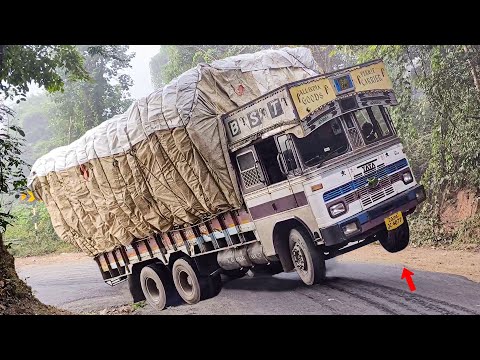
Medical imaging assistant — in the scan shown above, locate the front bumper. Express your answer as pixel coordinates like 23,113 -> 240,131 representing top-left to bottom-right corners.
320,185 -> 426,247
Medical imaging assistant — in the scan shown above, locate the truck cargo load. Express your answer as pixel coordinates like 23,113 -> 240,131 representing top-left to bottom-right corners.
28,47 -> 320,256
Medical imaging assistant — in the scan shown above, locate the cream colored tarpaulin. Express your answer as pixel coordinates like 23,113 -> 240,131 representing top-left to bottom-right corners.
28,47 -> 320,256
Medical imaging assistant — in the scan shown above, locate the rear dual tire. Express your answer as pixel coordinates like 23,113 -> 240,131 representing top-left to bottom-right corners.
137,257 -> 223,310
172,257 -> 222,305
140,264 -> 175,311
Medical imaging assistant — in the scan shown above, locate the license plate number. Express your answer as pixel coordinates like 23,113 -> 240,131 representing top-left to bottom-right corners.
385,211 -> 404,231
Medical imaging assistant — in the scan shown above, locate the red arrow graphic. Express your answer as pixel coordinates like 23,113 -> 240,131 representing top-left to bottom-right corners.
401,267 -> 416,292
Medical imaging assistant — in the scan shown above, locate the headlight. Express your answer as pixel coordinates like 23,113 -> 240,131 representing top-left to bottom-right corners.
402,171 -> 413,184
342,222 -> 359,235
329,202 -> 346,217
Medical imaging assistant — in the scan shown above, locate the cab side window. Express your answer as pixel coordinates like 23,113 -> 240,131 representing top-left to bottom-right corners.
236,150 -> 265,190
354,105 -> 392,144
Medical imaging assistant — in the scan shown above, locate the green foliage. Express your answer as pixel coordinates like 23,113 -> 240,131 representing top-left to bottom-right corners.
300,45 -> 356,72
0,106 -> 28,232
1,46 -> 134,256
3,203 -> 77,257
338,45 -> 480,247
339,45 -> 480,198
0,45 -> 88,234
132,301 -> 147,310
0,45 -> 89,102
45,45 -> 134,149
10,93 -> 54,166
409,208 -> 480,249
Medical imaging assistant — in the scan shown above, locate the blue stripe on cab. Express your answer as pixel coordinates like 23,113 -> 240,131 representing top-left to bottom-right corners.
323,158 -> 409,202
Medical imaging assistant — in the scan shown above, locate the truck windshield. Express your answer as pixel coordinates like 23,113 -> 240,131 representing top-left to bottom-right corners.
293,118 -> 349,167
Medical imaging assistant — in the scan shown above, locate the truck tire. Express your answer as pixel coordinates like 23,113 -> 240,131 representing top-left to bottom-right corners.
172,257 -> 204,305
289,227 -> 326,285
140,264 -> 174,311
379,220 -> 410,253
128,268 -> 146,303
205,274 -> 222,299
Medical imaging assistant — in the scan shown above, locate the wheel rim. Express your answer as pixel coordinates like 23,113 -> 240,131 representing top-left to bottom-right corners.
145,277 -> 161,303
292,242 -> 308,274
178,269 -> 194,297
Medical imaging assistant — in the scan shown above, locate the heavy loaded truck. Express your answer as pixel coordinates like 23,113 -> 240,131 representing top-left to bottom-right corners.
28,48 -> 425,310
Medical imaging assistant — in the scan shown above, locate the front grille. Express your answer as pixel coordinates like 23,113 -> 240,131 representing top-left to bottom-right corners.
323,158 -> 409,202
358,174 -> 394,207
344,192 -> 358,203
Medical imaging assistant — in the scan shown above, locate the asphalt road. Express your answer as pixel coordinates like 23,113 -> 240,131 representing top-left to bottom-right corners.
16,257 -> 480,315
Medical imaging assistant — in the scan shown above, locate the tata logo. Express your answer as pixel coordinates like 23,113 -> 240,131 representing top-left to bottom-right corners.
361,162 -> 376,172
367,177 -> 379,188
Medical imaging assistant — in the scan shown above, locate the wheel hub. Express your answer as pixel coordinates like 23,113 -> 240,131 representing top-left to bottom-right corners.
145,277 -> 160,303
179,269 -> 194,295
292,243 -> 307,273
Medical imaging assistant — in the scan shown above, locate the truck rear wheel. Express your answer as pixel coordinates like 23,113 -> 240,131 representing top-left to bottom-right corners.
379,220 -> 410,253
289,227 -> 326,285
206,274 -> 223,298
172,258 -> 204,305
128,266 -> 146,303
140,264 -> 174,311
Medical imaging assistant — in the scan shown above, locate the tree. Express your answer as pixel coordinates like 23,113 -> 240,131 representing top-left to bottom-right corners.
302,45 -> 355,73
10,93 -> 55,167
150,45 -> 270,87
47,45 -> 134,148
0,45 -> 90,314
338,45 -> 480,245
0,45 -> 89,102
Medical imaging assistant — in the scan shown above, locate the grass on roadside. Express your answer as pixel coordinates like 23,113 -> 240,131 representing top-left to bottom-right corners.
4,202 -> 79,257
5,237 -> 78,258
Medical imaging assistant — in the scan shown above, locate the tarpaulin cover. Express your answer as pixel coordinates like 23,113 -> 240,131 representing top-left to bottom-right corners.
28,47 -> 319,256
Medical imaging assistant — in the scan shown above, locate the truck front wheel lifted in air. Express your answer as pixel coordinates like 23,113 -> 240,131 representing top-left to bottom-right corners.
289,227 -> 326,285
379,220 -> 410,253
140,264 -> 174,311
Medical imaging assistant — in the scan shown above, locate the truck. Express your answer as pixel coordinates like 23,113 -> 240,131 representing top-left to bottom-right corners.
28,48 -> 425,310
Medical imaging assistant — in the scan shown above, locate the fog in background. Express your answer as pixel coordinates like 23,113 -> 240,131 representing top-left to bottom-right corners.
127,45 -> 159,99
5,45 -> 160,106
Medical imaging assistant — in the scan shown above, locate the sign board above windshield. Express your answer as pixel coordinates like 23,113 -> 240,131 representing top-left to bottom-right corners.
222,87 -> 297,150
288,60 -> 394,120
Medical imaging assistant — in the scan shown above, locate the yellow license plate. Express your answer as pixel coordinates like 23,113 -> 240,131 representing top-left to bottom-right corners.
385,211 -> 404,231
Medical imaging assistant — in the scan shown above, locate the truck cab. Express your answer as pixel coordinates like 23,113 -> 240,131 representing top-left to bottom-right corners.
224,59 -> 425,285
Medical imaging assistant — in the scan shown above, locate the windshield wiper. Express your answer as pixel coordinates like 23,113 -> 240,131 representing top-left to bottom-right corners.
315,147 -> 345,168
304,155 -> 322,166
